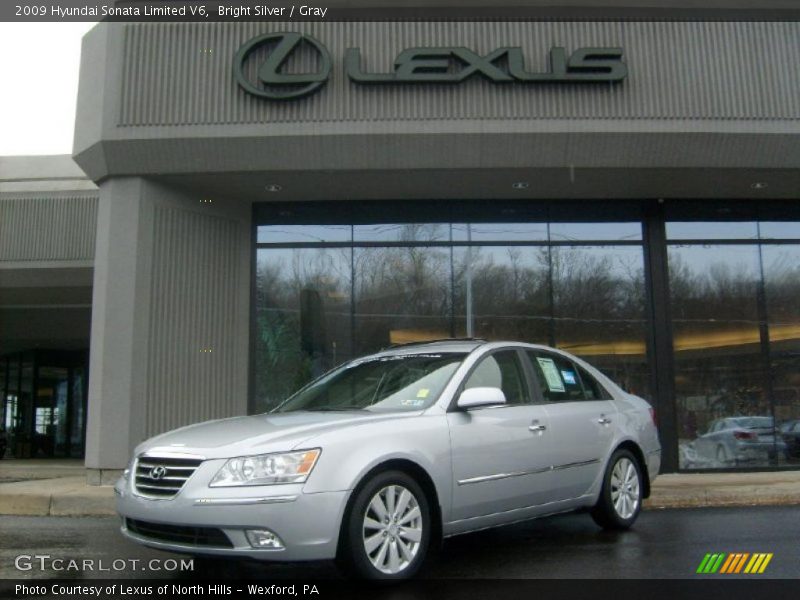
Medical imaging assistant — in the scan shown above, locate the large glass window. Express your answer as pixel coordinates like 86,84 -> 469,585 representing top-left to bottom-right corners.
254,248 -> 353,412
669,221 -> 800,470
551,245 -> 648,398
762,245 -> 800,466
255,214 -> 650,412
453,246 -> 550,344
354,245 -> 453,354
669,244 -> 766,469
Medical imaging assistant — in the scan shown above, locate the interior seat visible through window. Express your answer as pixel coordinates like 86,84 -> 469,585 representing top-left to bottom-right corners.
464,351 -> 528,405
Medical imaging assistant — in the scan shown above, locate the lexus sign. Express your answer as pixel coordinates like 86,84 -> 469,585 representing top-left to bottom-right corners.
234,32 -> 628,100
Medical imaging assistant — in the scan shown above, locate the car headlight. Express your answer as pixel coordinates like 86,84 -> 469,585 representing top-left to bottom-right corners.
209,449 -> 321,487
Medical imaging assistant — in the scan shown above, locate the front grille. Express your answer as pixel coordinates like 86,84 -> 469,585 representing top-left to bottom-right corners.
134,455 -> 203,498
126,518 -> 233,548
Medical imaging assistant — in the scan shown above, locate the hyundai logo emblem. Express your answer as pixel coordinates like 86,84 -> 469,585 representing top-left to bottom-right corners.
233,32 -> 332,100
150,465 -> 168,480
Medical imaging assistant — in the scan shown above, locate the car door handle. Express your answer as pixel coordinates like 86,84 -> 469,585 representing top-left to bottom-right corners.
529,423 -> 547,432
597,417 -> 612,425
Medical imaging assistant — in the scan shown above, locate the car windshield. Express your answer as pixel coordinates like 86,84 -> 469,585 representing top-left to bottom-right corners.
273,352 -> 467,413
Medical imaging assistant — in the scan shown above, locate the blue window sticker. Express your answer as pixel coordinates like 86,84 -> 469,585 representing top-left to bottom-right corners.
561,370 -> 577,385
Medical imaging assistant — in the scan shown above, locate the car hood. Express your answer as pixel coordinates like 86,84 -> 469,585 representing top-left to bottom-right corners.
137,411 -> 416,459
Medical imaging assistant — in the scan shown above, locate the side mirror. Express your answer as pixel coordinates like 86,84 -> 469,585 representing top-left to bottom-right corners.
457,387 -> 506,410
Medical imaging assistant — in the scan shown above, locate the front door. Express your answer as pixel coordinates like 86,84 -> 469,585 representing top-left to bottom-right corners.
448,349 -> 554,521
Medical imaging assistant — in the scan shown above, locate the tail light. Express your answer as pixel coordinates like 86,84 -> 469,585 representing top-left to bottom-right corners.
733,430 -> 757,440
649,407 -> 657,428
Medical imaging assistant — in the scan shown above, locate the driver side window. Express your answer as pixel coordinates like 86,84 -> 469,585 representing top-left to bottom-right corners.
464,351 -> 529,406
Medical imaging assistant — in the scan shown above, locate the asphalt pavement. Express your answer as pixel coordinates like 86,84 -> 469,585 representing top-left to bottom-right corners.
1,506 -> 798,579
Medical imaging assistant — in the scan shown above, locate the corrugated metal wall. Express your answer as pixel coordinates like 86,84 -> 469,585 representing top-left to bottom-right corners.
118,21 -> 800,127
143,204 -> 244,437
0,195 -> 98,261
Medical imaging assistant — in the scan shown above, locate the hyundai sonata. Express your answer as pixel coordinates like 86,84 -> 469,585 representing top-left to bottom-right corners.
116,340 -> 660,579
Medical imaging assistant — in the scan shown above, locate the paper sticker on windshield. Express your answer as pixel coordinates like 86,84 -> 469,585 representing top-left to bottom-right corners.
536,357 -> 565,392
401,398 -> 425,406
416,388 -> 430,398
561,370 -> 577,385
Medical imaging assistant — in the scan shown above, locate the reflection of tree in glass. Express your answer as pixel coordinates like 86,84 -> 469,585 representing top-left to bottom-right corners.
453,246 -> 550,341
354,235 -> 451,351
255,248 -> 352,411
551,247 -> 645,326
669,253 -> 759,323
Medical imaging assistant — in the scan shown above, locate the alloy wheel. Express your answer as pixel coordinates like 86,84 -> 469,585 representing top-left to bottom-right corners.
610,457 -> 640,520
362,484 -> 423,575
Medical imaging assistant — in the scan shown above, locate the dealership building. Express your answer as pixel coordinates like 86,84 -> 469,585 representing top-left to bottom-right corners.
1,9 -> 800,482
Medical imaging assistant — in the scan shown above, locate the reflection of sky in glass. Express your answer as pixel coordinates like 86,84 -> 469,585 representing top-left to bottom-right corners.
256,247 -> 353,296
668,244 -> 760,284
549,222 -> 642,241
257,225 -> 351,243
758,222 -> 800,239
353,224 -> 449,242
451,223 -> 548,242
666,222 -> 758,240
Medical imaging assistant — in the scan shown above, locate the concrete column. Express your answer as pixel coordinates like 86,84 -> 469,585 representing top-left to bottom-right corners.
84,178 -> 152,484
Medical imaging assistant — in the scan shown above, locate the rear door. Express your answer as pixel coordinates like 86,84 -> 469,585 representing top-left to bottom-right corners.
447,349 -> 554,521
524,350 -> 617,501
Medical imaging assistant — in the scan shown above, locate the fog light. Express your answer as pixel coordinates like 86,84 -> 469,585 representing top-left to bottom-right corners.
245,529 -> 284,549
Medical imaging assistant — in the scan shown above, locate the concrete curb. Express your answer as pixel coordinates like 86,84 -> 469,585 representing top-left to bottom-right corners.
645,472 -> 800,509
1,472 -> 799,517
0,477 -> 116,517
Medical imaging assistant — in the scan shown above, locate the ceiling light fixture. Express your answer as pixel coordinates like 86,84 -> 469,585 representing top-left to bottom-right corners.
265,184 -> 283,192
511,182 -> 530,190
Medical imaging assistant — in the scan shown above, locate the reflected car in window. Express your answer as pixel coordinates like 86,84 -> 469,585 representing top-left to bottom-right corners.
693,416 -> 788,466
778,420 -> 800,460
115,340 -> 660,580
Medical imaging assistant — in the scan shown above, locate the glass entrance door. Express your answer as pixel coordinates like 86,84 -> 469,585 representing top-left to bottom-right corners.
0,350 -> 87,459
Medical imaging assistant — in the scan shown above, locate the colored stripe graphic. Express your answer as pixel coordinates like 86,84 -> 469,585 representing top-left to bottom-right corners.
700,553 -> 726,573
719,554 -> 736,573
696,554 -> 713,574
698,553 -> 773,574
733,553 -> 750,573
758,554 -> 773,573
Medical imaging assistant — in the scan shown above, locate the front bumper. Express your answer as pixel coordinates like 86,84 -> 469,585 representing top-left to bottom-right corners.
115,463 -> 349,561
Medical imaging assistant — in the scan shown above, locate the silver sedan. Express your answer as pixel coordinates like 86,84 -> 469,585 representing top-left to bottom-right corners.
116,340 -> 660,580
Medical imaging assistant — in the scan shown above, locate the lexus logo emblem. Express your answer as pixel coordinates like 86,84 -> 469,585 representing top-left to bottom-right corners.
233,32 -> 332,100
150,466 -> 168,480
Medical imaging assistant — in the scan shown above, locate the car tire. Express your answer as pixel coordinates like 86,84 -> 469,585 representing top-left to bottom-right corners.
591,448 -> 643,530
336,470 -> 431,581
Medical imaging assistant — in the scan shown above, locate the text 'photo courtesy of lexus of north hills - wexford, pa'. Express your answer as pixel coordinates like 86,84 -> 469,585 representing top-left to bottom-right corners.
117,340 -> 660,580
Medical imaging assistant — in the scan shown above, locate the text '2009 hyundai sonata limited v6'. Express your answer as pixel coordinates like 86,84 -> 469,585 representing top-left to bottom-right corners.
116,340 -> 660,580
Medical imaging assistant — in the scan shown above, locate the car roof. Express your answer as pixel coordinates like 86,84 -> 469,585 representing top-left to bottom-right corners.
370,338 -> 488,356
367,339 -> 573,358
